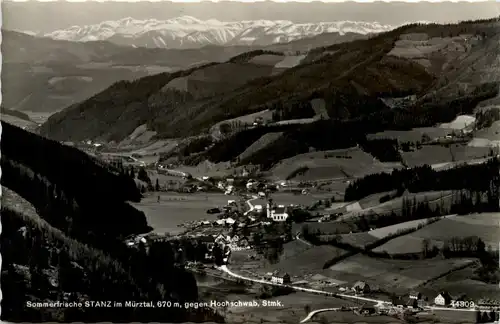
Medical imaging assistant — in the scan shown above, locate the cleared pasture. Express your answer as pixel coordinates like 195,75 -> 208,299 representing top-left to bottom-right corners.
264,245 -> 350,277
450,212 -> 500,226
131,192 -> 239,235
439,115 -> 476,130
402,145 -> 453,167
357,191 -> 396,209
367,127 -> 453,142
326,254 -> 475,292
338,216 -> 444,248
247,54 -> 285,66
340,190 -> 453,219
274,55 -> 306,68
419,265 -> 500,301
472,120 -> 500,142
452,145 -> 491,161
271,147 -> 401,181
339,232 -> 378,248
280,240 -> 313,260
368,218 -> 437,239
238,132 -> 284,161
373,214 -> 500,254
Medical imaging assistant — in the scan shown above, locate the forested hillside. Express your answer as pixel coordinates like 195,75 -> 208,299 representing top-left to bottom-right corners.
41,18 -> 500,145
0,122 -> 223,322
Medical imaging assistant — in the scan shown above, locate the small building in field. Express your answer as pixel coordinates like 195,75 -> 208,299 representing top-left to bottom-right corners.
434,292 -> 452,306
271,272 -> 291,285
352,281 -> 370,294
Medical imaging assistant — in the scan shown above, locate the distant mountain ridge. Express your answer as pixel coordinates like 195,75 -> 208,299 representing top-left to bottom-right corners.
40,16 -> 396,49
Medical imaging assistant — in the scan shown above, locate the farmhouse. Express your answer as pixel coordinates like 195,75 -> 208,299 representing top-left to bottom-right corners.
271,272 -> 291,284
352,281 -> 370,294
409,291 -> 422,300
434,292 -> 452,306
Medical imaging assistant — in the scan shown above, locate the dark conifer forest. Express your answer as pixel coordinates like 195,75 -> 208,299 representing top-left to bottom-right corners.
0,121 -> 224,323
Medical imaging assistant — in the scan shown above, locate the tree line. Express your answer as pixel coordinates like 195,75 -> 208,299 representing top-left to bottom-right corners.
201,81 -> 499,170
344,157 -> 500,202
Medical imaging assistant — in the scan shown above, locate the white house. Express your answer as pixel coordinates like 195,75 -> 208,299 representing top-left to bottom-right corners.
225,217 -> 236,225
214,219 -> 226,226
434,292 -> 452,306
271,272 -> 291,284
267,203 -> 289,222
225,186 -> 234,195
214,234 -> 228,245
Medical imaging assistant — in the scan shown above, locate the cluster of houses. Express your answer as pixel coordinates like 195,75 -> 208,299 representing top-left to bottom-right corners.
345,281 -> 480,310
197,233 -> 252,263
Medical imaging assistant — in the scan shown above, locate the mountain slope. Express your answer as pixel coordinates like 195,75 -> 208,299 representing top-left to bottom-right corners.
40,19 -> 500,146
2,29 -> 368,113
0,121 -> 222,322
42,16 -> 396,49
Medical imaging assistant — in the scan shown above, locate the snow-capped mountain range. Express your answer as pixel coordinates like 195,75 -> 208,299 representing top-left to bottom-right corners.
41,16 -> 397,49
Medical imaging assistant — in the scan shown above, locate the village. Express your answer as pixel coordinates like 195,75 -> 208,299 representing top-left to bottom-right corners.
119,172 -> 499,323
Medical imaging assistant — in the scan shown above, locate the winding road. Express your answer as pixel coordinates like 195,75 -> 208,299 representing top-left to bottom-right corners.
244,195 -> 259,216
218,265 -> 390,305
295,233 -> 313,246
299,308 -> 341,323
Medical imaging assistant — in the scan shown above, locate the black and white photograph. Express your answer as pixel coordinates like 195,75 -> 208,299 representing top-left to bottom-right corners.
1,0 -> 500,322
